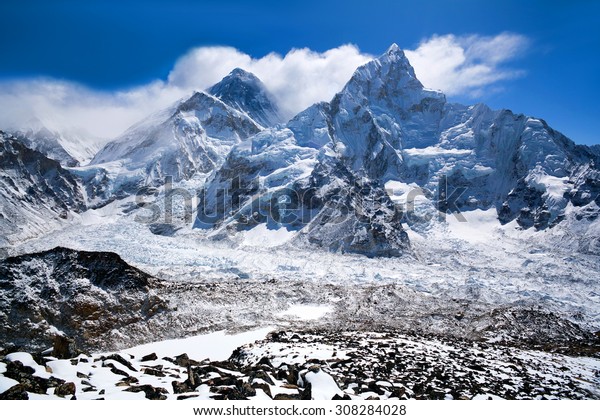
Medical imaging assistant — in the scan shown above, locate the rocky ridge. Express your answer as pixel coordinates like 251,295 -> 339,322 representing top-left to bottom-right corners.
0,247 -> 166,351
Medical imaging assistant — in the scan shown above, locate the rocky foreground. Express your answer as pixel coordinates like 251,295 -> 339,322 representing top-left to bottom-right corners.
1,330 -> 599,400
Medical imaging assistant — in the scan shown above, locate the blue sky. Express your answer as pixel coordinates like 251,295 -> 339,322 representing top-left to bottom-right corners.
0,0 -> 598,144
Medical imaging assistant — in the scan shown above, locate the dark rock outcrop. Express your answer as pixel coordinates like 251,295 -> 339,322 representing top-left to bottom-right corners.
0,247 -> 167,352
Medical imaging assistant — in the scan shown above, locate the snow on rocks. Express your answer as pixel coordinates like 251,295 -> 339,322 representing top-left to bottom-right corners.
2,329 -> 598,400
233,330 -> 600,400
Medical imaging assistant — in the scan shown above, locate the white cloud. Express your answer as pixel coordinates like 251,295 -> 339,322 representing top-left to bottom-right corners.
0,79 -> 187,139
405,32 -> 529,96
167,44 -> 373,118
0,33 -> 528,140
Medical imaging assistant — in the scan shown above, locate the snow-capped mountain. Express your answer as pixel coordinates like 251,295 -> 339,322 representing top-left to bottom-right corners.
90,70 -> 280,186
9,118 -> 105,167
0,70 -> 282,246
208,68 -> 282,128
90,92 -> 260,185
195,44 -> 600,256
12,126 -> 78,168
1,45 -> 598,256
0,131 -> 85,247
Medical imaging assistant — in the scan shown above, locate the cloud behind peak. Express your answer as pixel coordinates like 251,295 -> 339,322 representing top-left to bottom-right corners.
0,33 -> 529,140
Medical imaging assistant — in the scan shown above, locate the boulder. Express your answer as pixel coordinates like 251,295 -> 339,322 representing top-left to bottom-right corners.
0,384 -> 28,400
54,382 -> 76,397
141,353 -> 158,362
124,384 -> 168,400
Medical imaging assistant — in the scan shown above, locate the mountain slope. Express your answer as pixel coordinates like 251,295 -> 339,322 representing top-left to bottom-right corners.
90,91 -> 261,185
9,118 -> 106,167
12,127 -> 79,168
0,131 -> 85,246
90,70 -> 279,188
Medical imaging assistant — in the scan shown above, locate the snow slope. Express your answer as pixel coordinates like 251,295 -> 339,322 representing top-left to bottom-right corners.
10,119 -> 106,167
90,91 -> 261,185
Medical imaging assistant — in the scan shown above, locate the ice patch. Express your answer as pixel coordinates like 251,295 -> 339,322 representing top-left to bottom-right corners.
384,180 -> 420,202
242,224 -> 297,247
403,146 -> 472,165
526,168 -> 568,194
121,327 -> 273,362
446,208 -> 499,243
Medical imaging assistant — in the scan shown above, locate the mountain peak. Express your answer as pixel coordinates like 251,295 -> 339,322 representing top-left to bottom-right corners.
228,67 -> 258,81
339,44 -> 444,112
208,68 -> 281,127
385,42 -> 401,55
345,44 -> 420,88
380,43 -> 417,79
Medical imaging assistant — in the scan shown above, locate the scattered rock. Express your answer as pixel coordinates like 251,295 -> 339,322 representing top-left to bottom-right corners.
252,382 -> 272,398
124,385 -> 168,400
249,370 -> 274,386
141,353 -> 158,362
52,335 -> 78,359
273,393 -> 301,400
287,366 -> 299,385
3,360 -> 65,394
389,387 -> 406,399
257,357 -> 272,367
211,387 -> 247,400
54,382 -> 76,397
103,362 -> 130,378
2,327 -> 598,401
172,380 -> 193,394
143,367 -> 165,377
106,354 -> 137,372
115,376 -> 139,387
300,382 -> 312,400
174,353 -> 196,367
241,382 -> 256,397
177,394 -> 198,400
0,384 -> 28,400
